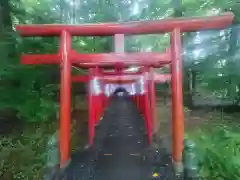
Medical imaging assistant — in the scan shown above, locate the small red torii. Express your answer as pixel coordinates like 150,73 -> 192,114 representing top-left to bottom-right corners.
71,73 -> 171,83
16,12 -> 234,172
72,70 -> 171,137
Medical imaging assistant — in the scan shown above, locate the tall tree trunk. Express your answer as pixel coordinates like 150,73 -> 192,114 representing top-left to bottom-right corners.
184,68 -> 193,107
60,0 -> 64,23
0,0 -> 12,30
173,0 -> 182,17
186,68 -> 196,108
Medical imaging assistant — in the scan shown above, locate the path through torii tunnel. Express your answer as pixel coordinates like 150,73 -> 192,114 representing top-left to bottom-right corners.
16,12 -> 233,179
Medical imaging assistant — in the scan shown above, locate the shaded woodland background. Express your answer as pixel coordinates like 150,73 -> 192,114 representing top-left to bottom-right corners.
1,0 -> 240,179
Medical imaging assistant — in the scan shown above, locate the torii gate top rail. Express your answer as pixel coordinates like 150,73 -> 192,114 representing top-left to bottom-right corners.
17,13 -> 234,68
17,12 -> 233,36
21,52 -> 171,67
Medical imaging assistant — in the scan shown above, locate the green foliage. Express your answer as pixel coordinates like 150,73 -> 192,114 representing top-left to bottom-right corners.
0,122 -> 57,179
188,126 -> 240,179
0,115 -> 80,180
1,0 -> 239,124
15,84 -> 59,122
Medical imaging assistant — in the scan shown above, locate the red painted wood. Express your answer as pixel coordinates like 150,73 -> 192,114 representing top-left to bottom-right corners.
21,51 -> 170,67
95,68 -> 102,125
139,95 -> 144,114
59,30 -> 72,166
171,28 -> 184,163
71,52 -> 170,67
99,91 -> 105,119
16,13 -> 233,36
72,74 -> 171,83
72,75 -> 89,83
88,68 -> 95,146
149,68 -> 157,135
99,70 -> 143,75
21,54 -> 60,64
143,69 -> 152,144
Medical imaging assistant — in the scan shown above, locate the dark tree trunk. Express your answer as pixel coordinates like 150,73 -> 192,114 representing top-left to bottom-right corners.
60,0 -> 64,23
0,0 -> 15,57
0,0 -> 12,30
183,68 -> 196,108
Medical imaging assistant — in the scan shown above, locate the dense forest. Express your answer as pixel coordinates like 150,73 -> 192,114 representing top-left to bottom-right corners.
1,0 -> 240,179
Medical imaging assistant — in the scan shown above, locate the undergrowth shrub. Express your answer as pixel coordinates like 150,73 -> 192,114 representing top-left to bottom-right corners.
0,119 -> 79,180
16,84 -> 59,122
188,126 -> 240,180
0,122 -> 56,179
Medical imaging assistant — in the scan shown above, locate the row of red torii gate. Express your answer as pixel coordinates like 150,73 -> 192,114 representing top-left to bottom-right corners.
15,12 -> 234,170
72,62 -> 171,144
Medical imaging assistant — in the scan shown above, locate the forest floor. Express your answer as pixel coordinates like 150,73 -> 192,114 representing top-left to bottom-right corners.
0,96 -> 240,179
156,97 -> 240,151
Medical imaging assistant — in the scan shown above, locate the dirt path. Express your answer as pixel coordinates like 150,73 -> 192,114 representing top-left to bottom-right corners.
71,96 -> 240,153
154,98 -> 223,152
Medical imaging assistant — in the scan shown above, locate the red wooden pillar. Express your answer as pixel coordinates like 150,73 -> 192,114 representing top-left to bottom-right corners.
149,68 -> 157,134
59,30 -> 72,166
139,94 -> 144,114
95,97 -> 100,125
136,94 -> 140,111
88,68 -> 95,145
133,82 -> 137,105
94,68 -> 102,125
171,28 -> 184,171
138,95 -> 141,111
136,95 -> 138,108
92,77 -> 97,126
133,94 -> 136,105
99,78 -> 104,120
146,69 -> 153,134
143,70 -> 152,144
139,75 -> 144,114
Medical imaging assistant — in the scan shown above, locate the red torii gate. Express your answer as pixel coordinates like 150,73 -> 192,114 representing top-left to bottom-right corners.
16,12 -> 233,171
71,72 -> 171,83
72,71 -> 171,143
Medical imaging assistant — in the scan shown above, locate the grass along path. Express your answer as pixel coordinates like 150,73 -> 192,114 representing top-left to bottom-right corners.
155,99 -> 240,180
0,96 -> 89,180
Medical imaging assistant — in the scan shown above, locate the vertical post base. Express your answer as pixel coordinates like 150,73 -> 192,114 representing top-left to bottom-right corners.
44,159 -> 71,180
57,159 -> 71,180
172,160 -> 183,175
60,158 -> 71,169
